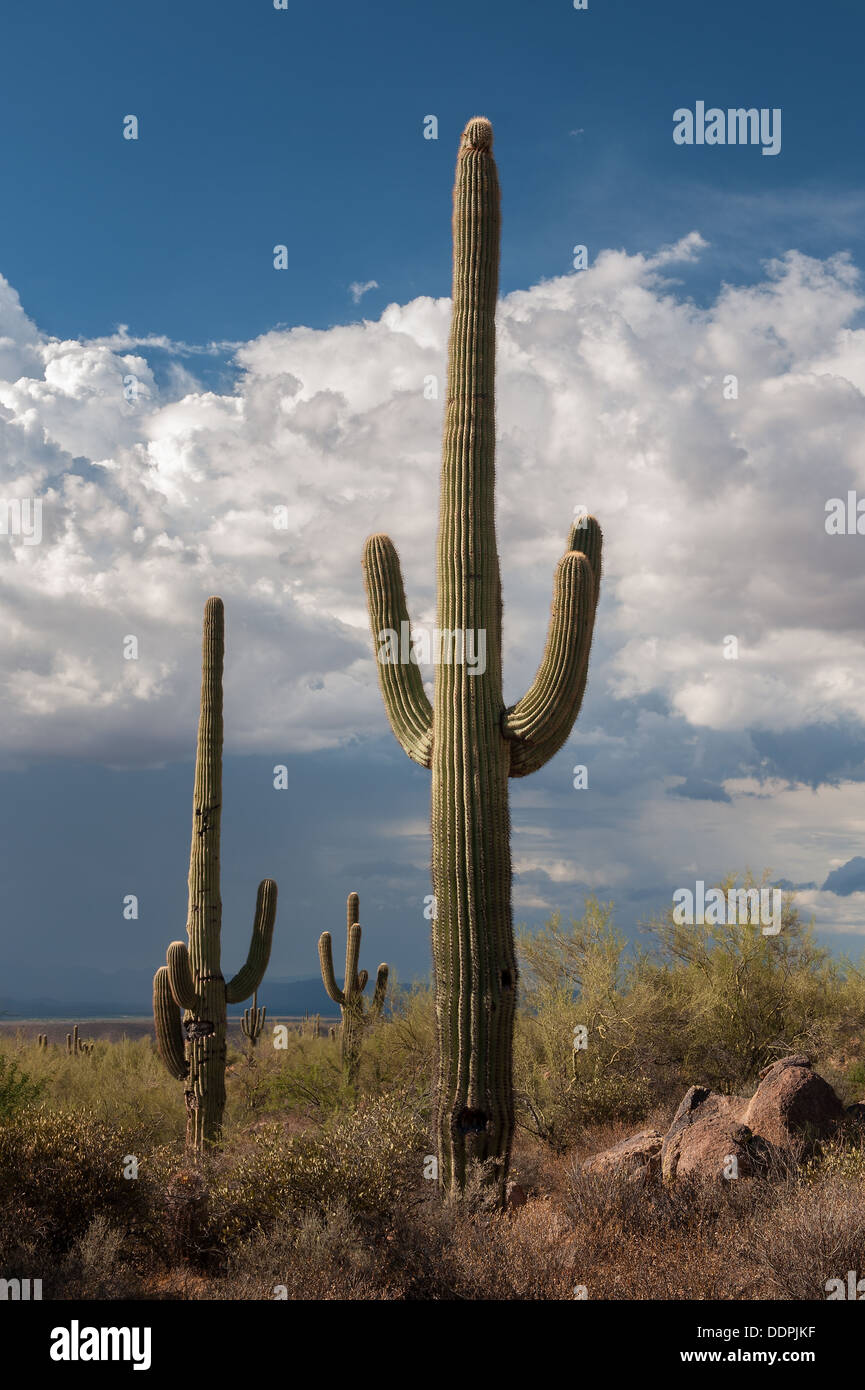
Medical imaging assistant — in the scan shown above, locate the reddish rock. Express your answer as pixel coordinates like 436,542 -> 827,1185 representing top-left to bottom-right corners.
581,1128 -> 665,1181
744,1056 -> 843,1149
661,1086 -> 770,1181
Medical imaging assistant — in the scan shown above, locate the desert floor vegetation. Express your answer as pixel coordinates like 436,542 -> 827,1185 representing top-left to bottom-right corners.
3,891 -> 864,1301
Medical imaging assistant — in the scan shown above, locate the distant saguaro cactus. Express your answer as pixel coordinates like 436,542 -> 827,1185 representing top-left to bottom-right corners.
241,990 -> 267,1048
318,892 -> 388,1083
65,1026 -> 93,1056
362,118 -> 602,1200
152,598 -> 278,1148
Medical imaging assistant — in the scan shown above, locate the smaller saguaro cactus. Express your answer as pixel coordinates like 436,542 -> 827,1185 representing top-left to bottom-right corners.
66,1025 -> 93,1057
241,990 -> 267,1048
37,1033 -> 48,1050
318,892 -> 388,1083
152,598 -> 278,1149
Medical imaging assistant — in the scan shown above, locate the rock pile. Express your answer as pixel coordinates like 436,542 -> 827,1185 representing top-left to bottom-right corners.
582,1055 -> 853,1183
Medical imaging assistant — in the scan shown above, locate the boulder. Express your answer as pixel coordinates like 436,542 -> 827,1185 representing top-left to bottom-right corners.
660,1086 -> 770,1181
744,1055 -> 843,1149
581,1128 -> 665,1181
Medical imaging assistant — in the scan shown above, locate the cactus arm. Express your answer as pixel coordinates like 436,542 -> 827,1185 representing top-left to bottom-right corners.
153,967 -> 188,1080
318,932 -> 346,1006
225,879 -> 278,1003
362,534 -> 434,768
345,895 -> 361,985
503,521 -> 602,777
357,968 -> 369,994
166,941 -> 197,1009
566,514 -> 603,606
370,964 -> 389,1017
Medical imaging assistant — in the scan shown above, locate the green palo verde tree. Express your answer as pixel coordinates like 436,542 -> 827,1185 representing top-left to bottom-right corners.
318,892 -> 388,1084
362,118 -> 602,1200
152,597 -> 278,1149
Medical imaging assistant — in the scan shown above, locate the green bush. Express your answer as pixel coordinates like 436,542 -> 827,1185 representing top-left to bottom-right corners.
514,878 -> 865,1147
0,1054 -> 45,1119
206,1092 -> 427,1248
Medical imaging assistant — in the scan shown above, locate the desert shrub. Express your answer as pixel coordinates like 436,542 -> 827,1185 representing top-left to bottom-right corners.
0,1107 -> 147,1259
219,1201 -> 383,1300
565,1161 -> 759,1241
221,989 -> 435,1126
205,1091 -> 428,1250
54,1215 -> 145,1300
515,899 -> 678,1145
802,1134 -> 865,1184
515,878 -> 865,1147
224,1037 -> 345,1125
221,1189 -> 583,1301
0,1035 -> 183,1144
644,872 -> 863,1092
0,1053 -> 45,1119
359,982 -> 436,1096
748,1175 -> 865,1299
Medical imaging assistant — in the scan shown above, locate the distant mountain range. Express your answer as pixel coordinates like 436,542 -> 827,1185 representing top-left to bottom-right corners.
0,969 -> 337,1020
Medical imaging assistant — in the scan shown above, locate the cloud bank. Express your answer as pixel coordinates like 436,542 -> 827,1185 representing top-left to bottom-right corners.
2,237 -> 865,934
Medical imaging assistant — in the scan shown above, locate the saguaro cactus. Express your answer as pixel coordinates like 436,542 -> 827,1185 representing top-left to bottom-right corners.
241,990 -> 267,1048
65,1024 -> 93,1056
362,118 -> 602,1199
152,598 -> 278,1148
318,892 -> 388,1083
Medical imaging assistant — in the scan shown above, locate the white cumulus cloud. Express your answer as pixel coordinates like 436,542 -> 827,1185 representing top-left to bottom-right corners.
0,237 -> 864,789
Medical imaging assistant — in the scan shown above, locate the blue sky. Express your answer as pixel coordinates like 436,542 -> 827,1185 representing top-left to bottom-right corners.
2,0 -> 865,1009
2,0 -> 864,347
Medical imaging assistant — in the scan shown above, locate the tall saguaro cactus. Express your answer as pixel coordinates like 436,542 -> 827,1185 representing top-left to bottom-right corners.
152,598 -> 278,1149
362,118 -> 602,1199
318,892 -> 388,1083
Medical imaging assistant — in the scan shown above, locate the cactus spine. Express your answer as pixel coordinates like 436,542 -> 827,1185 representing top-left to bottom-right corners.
152,598 -> 278,1148
241,990 -> 267,1048
318,892 -> 388,1083
362,118 -> 602,1199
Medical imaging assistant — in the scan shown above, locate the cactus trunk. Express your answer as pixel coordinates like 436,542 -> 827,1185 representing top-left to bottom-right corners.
152,598 -> 278,1150
184,598 -> 226,1147
363,118 -> 602,1202
431,118 -> 515,1196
